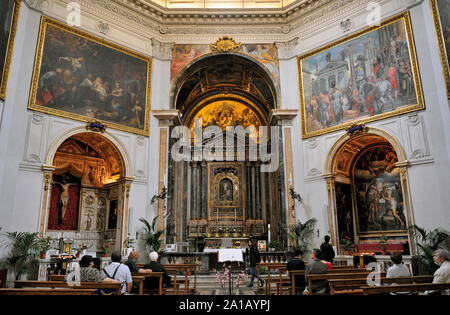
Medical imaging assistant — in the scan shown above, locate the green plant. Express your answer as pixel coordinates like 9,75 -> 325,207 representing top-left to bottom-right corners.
1,232 -> 39,280
409,225 -> 450,275
379,233 -> 389,252
340,236 -> 353,251
288,218 -> 317,254
37,236 -> 52,255
139,216 -> 165,254
267,241 -> 280,251
100,242 -> 112,255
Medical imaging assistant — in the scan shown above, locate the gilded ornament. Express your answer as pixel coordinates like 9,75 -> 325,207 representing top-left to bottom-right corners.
210,36 -> 242,52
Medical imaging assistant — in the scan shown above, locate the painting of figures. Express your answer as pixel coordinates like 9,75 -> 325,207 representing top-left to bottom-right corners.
353,145 -> 406,233
335,183 -> 355,241
0,0 -> 20,100
431,0 -> 450,97
28,17 -> 152,136
298,12 -> 424,139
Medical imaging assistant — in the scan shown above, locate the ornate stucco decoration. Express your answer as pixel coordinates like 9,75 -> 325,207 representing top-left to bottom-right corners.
210,36 -> 242,52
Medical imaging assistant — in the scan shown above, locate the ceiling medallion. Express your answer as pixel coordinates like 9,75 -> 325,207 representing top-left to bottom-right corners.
210,36 -> 242,53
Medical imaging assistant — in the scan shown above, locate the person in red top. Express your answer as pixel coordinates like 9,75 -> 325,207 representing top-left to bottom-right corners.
387,63 -> 399,100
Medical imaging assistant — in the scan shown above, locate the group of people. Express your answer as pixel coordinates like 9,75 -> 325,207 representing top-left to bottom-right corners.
78,251 -> 171,294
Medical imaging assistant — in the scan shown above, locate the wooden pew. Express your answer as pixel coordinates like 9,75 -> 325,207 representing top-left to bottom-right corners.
164,264 -> 197,295
0,288 -> 97,295
132,272 -> 164,295
14,280 -> 123,295
290,270 -> 306,295
329,275 -> 433,295
49,275 -> 65,281
361,282 -> 450,295
306,272 -> 386,294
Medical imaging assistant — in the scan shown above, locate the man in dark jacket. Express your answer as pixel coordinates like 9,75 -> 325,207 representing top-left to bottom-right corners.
287,249 -> 306,290
246,239 -> 264,288
320,235 -> 336,263
143,252 -> 172,290
304,249 -> 328,295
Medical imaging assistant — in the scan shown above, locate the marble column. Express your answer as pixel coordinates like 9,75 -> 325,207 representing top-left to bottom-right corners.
260,166 -> 267,224
255,163 -> 261,220
191,162 -> 198,220
245,162 -> 251,220
251,163 -> 256,220
200,161 -> 207,219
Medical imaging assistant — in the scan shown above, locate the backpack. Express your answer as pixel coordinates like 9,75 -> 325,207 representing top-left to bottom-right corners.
100,264 -> 125,295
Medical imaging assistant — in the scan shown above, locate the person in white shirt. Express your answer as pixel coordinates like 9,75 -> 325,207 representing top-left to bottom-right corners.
426,249 -> 450,295
102,251 -> 133,294
387,251 -> 411,278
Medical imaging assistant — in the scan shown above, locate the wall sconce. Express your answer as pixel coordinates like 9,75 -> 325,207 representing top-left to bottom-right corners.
289,187 -> 303,204
151,186 -> 167,204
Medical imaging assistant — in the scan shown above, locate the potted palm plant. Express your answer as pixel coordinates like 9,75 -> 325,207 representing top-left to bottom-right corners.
0,231 -> 39,283
139,216 -> 165,255
409,225 -> 450,275
37,236 -> 52,259
288,218 -> 317,255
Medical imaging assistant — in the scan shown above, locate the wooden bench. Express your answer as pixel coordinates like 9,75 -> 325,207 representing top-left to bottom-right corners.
164,264 -> 198,295
132,272 -> 164,295
307,272 -> 386,294
361,282 -> 450,295
49,275 -> 65,281
329,275 -> 433,295
0,288 -> 97,295
289,270 -> 306,295
14,280 -> 123,295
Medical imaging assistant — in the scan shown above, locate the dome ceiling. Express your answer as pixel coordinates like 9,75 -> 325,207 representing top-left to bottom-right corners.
150,0 -> 297,9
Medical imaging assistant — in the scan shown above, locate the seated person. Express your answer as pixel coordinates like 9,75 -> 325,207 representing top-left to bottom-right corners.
426,249 -> 450,295
386,251 -> 412,295
125,251 -> 152,274
143,252 -> 172,290
303,249 -> 328,295
287,249 -> 306,291
102,251 -> 133,294
79,255 -> 116,283
387,251 -> 411,278
124,251 -> 151,293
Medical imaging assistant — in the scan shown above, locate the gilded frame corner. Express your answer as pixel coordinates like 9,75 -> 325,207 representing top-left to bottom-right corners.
430,0 -> 450,98
297,11 -> 425,140
28,16 -> 153,136
0,0 -> 21,101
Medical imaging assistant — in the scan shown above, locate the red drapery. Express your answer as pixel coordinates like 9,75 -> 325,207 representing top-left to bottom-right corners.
48,184 -> 80,230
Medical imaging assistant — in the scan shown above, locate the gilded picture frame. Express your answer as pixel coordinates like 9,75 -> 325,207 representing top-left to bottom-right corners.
28,17 -> 152,136
0,0 -> 21,101
297,12 -> 425,139
430,0 -> 450,98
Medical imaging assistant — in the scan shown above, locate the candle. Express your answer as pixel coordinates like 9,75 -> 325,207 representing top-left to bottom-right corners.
216,209 -> 218,222
268,224 -> 271,243
234,208 -> 237,222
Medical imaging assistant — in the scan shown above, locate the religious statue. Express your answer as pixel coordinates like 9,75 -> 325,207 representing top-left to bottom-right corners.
52,175 -> 78,224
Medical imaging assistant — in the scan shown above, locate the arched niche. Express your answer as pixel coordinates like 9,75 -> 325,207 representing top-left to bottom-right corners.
324,128 -> 415,256
39,129 -> 134,255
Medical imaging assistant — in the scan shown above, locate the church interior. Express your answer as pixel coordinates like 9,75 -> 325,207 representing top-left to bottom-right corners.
0,0 -> 449,296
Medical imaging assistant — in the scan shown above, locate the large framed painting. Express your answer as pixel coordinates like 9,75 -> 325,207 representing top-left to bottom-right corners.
352,145 -> 407,234
430,0 -> 450,98
297,12 -> 424,139
0,0 -> 21,100
28,17 -> 152,136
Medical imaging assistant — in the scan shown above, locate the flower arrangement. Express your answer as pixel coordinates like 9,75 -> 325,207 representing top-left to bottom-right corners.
37,236 -> 52,258
340,236 -> 353,253
379,233 -> 389,253
100,242 -> 112,256
215,264 -> 248,292
76,242 -> 92,255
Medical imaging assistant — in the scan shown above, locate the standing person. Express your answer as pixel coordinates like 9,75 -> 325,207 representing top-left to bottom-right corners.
426,249 -> 450,295
246,239 -> 264,288
303,249 -> 328,295
320,235 -> 336,264
101,251 -> 133,294
287,250 -> 306,291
